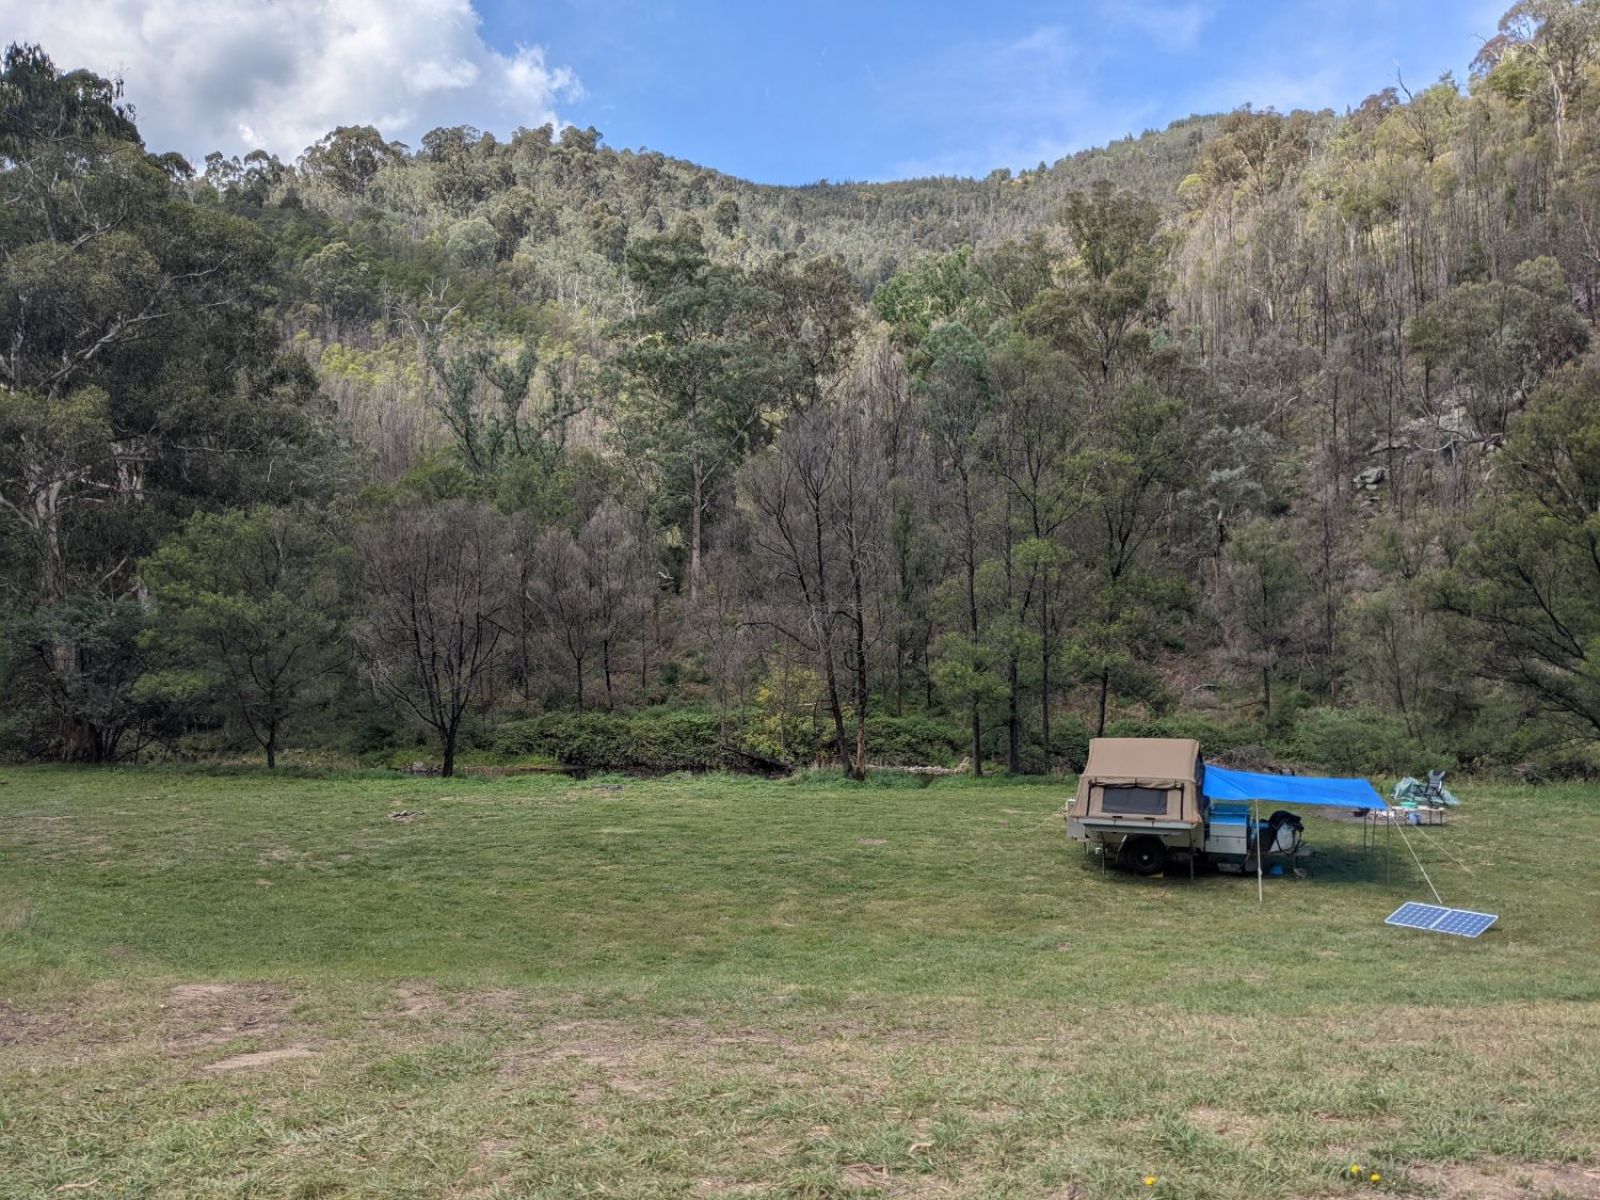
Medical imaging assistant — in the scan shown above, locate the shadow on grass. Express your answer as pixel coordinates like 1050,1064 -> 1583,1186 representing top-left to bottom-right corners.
1070,837 -> 1401,888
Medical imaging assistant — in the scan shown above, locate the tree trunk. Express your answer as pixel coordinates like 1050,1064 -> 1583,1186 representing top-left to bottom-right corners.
62,721 -> 96,763
822,653 -> 852,775
964,477 -> 982,778
1040,587 -> 1053,769
851,615 -> 868,781
1096,667 -> 1111,738
441,725 -> 458,778
805,498 -> 852,776
893,633 -> 905,717
34,487 -> 82,705
1007,653 -> 1021,774
38,490 -> 68,604
850,542 -> 870,781
970,704 -> 982,777
518,568 -> 534,702
689,461 -> 704,603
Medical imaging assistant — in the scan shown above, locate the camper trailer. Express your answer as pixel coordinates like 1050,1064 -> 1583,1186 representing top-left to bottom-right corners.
1066,737 -> 1303,875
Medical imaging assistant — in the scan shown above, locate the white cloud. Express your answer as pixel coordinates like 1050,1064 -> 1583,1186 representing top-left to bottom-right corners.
2,0 -> 580,161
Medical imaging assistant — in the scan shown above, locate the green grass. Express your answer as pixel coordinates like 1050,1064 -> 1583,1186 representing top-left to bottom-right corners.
2,767 -> 1598,1199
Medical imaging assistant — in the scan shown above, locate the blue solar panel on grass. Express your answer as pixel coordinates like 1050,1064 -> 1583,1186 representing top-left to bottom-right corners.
1385,901 -> 1498,938
1431,908 -> 1498,937
1387,901 -> 1447,929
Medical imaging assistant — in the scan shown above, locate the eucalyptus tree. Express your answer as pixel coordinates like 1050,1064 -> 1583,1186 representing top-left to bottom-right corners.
1208,517 -> 1310,721
1434,360 -> 1600,740
914,322 -> 998,773
614,218 -> 781,600
1475,0 -> 1600,162
141,506 -> 351,767
1028,180 -> 1169,396
0,44 -> 307,603
986,332 -> 1085,768
299,124 -> 405,198
1406,256 -> 1588,440
0,44 -> 327,757
423,336 -> 583,482
1065,380 -> 1196,737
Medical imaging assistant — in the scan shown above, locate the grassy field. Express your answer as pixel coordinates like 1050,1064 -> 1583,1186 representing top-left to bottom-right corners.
1,767 -> 1598,1199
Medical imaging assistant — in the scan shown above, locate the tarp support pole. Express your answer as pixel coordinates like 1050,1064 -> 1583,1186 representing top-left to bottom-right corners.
1254,798 -> 1263,904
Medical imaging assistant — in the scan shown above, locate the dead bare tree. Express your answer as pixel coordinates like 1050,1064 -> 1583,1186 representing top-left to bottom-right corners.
581,499 -> 648,711
741,401 -> 887,778
355,502 -> 515,776
526,527 -> 602,709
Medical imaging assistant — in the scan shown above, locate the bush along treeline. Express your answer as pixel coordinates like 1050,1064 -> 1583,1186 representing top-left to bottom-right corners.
5,7 -> 1600,780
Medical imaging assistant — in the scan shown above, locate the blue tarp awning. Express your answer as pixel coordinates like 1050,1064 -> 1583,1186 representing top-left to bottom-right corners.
1203,764 -> 1386,810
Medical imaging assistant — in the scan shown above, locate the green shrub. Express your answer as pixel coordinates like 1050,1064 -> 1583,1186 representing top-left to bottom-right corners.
492,708 -> 966,772
1499,716 -> 1600,779
1285,707 -> 1452,776
860,714 -> 965,766
1047,717 -> 1093,772
492,711 -> 739,771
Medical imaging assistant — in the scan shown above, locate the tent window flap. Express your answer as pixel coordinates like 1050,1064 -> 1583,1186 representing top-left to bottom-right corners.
1100,786 -> 1170,815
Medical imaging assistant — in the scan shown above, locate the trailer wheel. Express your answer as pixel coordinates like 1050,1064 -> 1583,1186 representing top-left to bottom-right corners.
1122,836 -> 1167,877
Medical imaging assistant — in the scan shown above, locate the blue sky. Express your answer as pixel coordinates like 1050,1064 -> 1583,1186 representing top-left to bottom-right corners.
482,0 -> 1507,183
11,0 -> 1507,182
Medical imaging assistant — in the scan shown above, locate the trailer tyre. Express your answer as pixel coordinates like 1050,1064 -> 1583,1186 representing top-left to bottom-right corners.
1122,836 -> 1166,876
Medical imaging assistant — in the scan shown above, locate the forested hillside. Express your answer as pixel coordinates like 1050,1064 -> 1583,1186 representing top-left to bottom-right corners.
4,1 -> 1600,778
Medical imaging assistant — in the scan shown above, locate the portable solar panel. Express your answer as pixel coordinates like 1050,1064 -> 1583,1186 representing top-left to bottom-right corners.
1385,901 -> 1498,938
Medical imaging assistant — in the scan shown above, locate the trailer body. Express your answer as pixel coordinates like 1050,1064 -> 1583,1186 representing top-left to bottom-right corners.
1066,737 -> 1287,874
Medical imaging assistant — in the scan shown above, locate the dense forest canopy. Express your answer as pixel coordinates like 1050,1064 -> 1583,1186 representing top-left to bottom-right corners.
5,3 -> 1600,778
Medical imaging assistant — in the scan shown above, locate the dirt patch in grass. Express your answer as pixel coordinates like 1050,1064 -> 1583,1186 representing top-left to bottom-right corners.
693,1180 -> 767,1197
162,981 -> 293,1051
1416,1160 -> 1600,1198
1188,1105 -> 1267,1142
475,986 -> 530,1015
970,1102 -> 1020,1122
495,1012 -> 886,1102
841,1161 -> 892,1189
394,983 -> 445,1017
887,1178 -> 966,1199
202,1045 -> 319,1072
0,1000 -> 74,1047
493,1017 -> 668,1098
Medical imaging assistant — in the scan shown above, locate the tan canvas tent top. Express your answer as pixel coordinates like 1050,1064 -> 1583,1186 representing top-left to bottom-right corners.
1072,737 -> 1205,826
